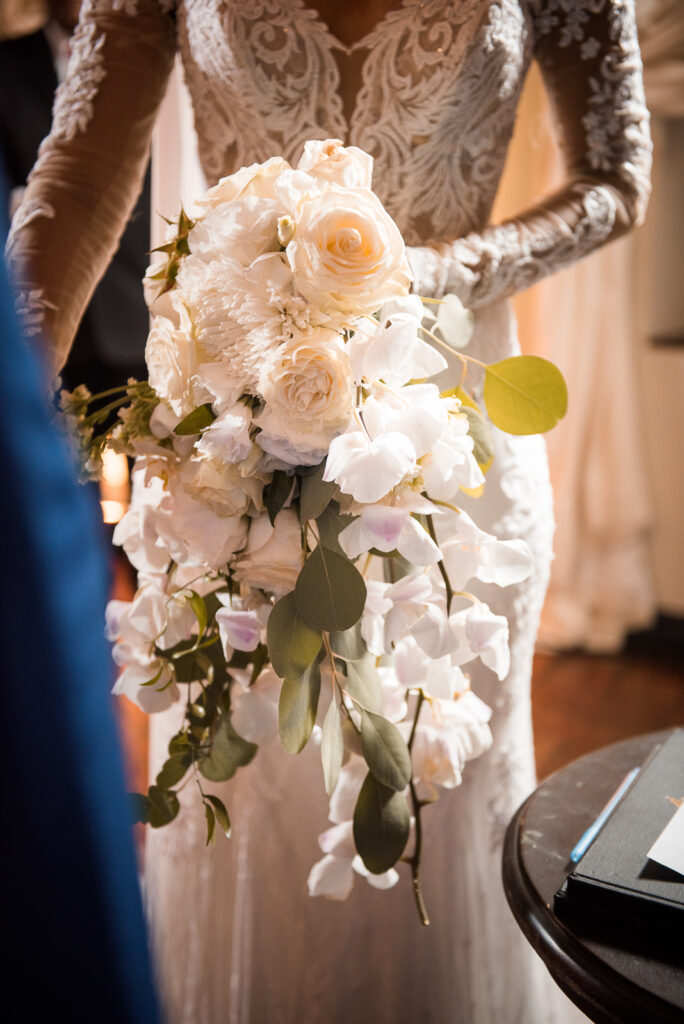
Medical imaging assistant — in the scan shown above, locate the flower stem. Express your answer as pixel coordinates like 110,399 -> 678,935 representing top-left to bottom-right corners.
407,689 -> 430,926
425,514 -> 454,615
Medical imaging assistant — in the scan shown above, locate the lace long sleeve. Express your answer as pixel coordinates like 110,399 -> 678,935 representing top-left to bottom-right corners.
6,0 -> 176,375
407,0 -> 652,307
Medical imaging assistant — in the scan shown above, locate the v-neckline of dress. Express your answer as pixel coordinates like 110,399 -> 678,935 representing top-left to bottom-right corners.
291,0 -> 414,55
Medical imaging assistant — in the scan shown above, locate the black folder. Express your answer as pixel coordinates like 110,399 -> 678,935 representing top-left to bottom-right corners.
555,729 -> 684,935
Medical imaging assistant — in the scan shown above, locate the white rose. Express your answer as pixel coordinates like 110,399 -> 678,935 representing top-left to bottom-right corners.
233,509 -> 304,596
297,139 -> 373,189
179,455 -> 264,518
286,186 -> 412,315
145,314 -> 200,419
255,328 -> 353,461
197,157 -> 291,208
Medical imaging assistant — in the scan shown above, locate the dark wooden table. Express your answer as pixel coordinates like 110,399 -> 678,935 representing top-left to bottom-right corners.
502,730 -> 684,1024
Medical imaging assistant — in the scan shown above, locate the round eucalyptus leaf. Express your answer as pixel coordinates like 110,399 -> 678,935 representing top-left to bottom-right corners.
295,545 -> 366,633
360,708 -> 412,791
353,772 -> 411,874
483,355 -> 568,435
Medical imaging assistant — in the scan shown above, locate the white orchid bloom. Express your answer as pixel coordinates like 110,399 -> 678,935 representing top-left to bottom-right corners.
438,508 -> 533,590
347,312 -> 446,388
339,505 -> 441,566
361,383 -> 447,458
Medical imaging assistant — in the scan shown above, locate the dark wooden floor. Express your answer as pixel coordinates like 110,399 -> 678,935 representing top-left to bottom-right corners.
532,622 -> 684,780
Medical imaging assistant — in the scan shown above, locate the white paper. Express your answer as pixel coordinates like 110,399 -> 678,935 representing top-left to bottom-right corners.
647,802 -> 684,877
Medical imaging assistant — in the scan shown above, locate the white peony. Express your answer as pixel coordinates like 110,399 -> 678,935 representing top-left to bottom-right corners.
286,186 -> 412,315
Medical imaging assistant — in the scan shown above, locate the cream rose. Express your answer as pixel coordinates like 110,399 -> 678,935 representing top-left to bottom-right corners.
145,314 -> 202,419
232,509 -> 304,596
286,187 -> 412,314
197,156 -> 291,208
255,328 -> 353,462
297,139 -> 373,189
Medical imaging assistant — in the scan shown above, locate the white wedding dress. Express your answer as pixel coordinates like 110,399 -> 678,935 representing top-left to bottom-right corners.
8,2 -> 651,1022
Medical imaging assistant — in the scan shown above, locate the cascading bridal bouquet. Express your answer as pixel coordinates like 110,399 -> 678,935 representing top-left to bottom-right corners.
62,140 -> 566,924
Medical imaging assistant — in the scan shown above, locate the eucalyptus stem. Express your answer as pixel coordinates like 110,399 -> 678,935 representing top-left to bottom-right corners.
425,514 -> 454,615
407,689 -> 430,926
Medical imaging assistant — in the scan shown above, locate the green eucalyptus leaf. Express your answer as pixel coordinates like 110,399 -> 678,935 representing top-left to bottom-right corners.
203,794 -> 232,839
173,403 -> 216,435
295,545 -> 366,633
278,661 -> 321,754
359,708 -> 412,791
199,712 -> 257,782
329,622 -> 366,662
155,751 -> 191,790
299,461 -> 336,523
321,698 -> 344,795
267,471 -> 294,526
315,502 -> 354,557
204,802 -> 216,845
168,732 -> 191,756
147,785 -> 180,828
483,355 -> 568,435
344,657 -> 383,714
353,772 -> 411,874
187,590 -> 208,639
267,591 -> 322,679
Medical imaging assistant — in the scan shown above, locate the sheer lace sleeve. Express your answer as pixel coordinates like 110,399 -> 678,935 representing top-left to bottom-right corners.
407,0 -> 652,308
6,0 -> 176,375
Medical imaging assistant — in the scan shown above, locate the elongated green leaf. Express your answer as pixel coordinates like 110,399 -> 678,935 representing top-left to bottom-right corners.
321,698 -> 344,795
187,590 -> 208,639
315,502 -> 353,557
204,794 -> 231,839
173,403 -> 216,435
278,661 -> 321,754
353,772 -> 410,874
345,657 -> 382,714
199,712 -> 257,781
295,545 -> 366,633
204,802 -> 216,845
155,751 -> 191,790
359,708 -> 411,791
299,461 -> 336,523
330,623 -> 367,662
267,470 -> 294,526
147,785 -> 180,828
483,355 -> 568,435
267,591 -> 322,679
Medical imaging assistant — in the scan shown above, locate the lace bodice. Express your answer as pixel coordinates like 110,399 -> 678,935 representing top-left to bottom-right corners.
8,0 -> 651,374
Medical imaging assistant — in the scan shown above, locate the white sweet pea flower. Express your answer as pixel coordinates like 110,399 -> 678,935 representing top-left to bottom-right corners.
449,602 -> 511,680
297,139 -> 374,189
286,185 -> 412,315
339,505 -> 441,566
347,312 -> 446,387
421,416 -> 485,499
438,508 -> 533,590
361,383 -> 448,458
195,403 -> 253,464
409,690 -> 492,791
113,474 -> 173,576
435,293 -> 474,350
232,509 -> 304,597
230,665 -> 281,744
393,635 -> 466,701
112,661 -> 179,714
324,429 -> 416,504
215,606 -> 262,657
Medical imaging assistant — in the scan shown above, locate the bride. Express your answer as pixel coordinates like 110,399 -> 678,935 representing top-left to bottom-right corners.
8,2 -> 650,1022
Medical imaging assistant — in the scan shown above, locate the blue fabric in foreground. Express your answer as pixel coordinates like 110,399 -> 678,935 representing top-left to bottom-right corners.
0,166 -> 159,1024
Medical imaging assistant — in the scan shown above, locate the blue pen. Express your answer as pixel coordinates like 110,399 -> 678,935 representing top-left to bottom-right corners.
570,766 -> 641,863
